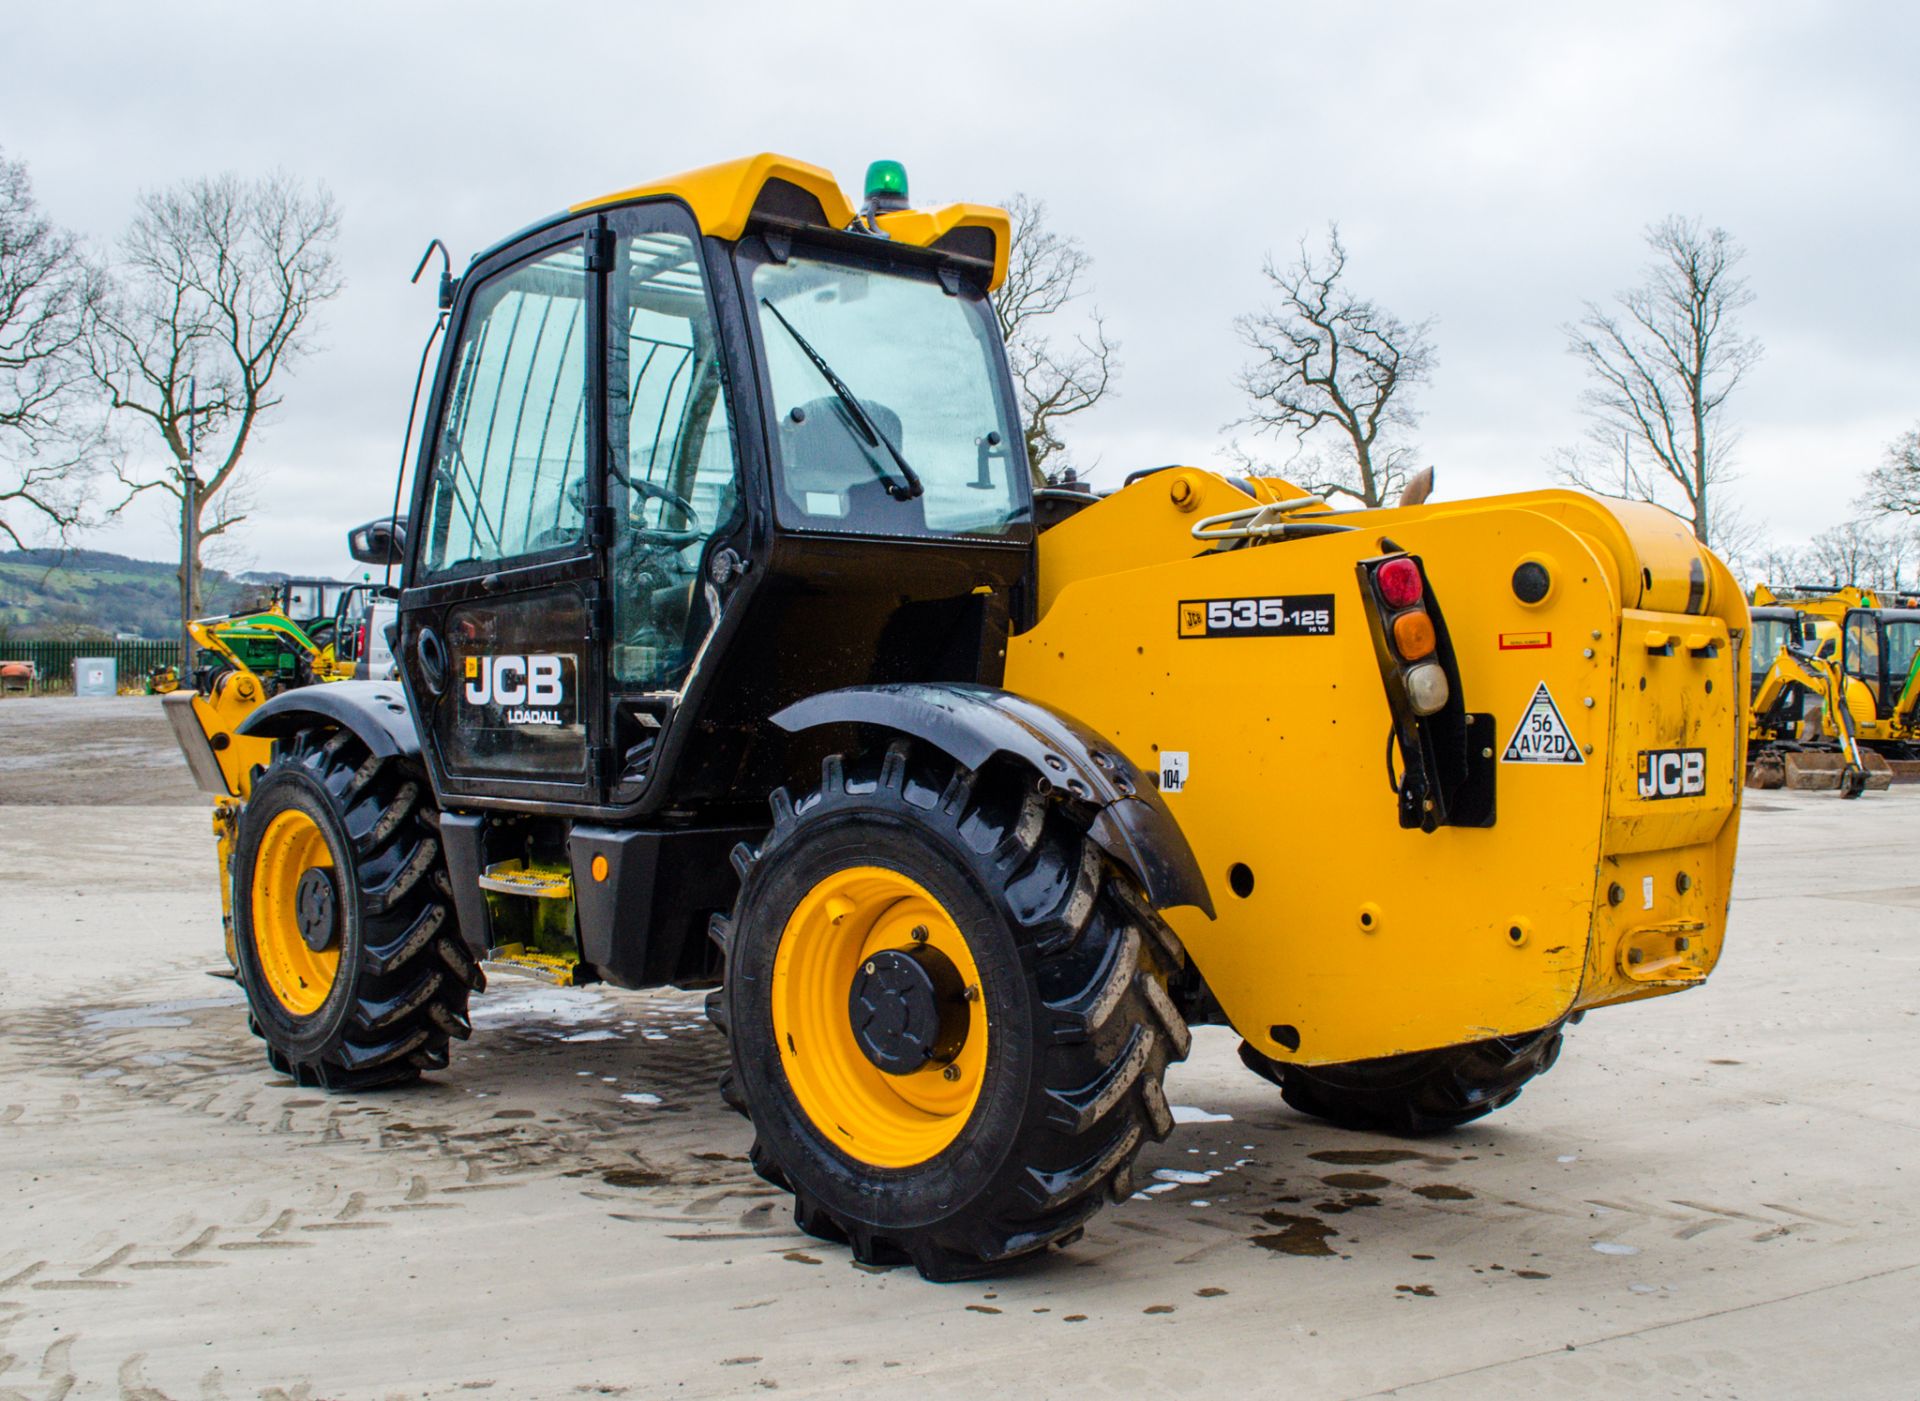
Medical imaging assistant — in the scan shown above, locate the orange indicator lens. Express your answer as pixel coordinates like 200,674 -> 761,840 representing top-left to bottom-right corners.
1392,609 -> 1437,660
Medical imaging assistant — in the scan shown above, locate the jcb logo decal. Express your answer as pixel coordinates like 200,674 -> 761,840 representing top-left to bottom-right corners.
1637,747 -> 1706,799
462,654 -> 575,728
465,654 -> 566,706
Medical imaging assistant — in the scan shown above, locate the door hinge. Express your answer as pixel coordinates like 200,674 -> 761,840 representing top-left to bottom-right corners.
586,593 -> 612,644
584,227 -> 614,272
588,503 -> 615,548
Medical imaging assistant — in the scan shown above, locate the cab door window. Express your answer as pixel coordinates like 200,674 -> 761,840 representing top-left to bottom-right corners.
608,226 -> 740,693
1845,613 -> 1882,707
422,244 -> 591,574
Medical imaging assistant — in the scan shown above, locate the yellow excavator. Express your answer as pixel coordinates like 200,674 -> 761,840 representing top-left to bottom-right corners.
166,154 -> 1750,1279
1746,586 -> 1896,794
1835,604 -> 1920,763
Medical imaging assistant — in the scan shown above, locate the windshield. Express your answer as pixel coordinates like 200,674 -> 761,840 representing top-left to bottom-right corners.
747,249 -> 1025,538
1751,615 -> 1794,677
1889,620 -> 1920,698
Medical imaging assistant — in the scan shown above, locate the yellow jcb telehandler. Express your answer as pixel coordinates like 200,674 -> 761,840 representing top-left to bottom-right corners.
168,154 -> 1749,1279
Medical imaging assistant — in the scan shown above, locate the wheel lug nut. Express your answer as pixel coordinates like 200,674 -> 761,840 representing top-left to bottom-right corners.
911,925 -> 929,943
864,961 -> 876,975
941,1064 -> 960,1082
962,984 -> 979,1002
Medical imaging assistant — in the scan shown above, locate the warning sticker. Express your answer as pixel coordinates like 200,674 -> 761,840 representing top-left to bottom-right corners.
1499,631 -> 1551,650
1501,682 -> 1584,764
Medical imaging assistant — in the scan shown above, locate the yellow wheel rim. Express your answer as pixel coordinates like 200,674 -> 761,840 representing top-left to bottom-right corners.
249,808 -> 341,1017
772,866 -> 988,1169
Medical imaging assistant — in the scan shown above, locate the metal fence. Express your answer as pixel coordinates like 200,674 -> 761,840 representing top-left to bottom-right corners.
0,639 -> 182,694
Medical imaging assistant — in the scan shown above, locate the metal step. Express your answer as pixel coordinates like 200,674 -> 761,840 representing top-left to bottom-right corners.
484,944 -> 582,986
478,860 -> 574,899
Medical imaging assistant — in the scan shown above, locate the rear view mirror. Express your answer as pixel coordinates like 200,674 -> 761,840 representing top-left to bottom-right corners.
348,517 -> 407,566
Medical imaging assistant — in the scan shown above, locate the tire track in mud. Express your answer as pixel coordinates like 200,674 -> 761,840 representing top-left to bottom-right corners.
0,975 -> 789,1358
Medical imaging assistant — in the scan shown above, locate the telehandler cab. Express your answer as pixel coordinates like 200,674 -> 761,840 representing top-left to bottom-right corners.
170,154 -> 1750,1279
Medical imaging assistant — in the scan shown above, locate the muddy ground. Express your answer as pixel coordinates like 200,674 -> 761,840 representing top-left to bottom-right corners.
1,699 -> 1916,1397
0,698 -> 199,805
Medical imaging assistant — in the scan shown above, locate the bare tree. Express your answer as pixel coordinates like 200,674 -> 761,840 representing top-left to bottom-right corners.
88,172 -> 341,661
0,150 -> 102,548
991,194 -> 1118,482
1863,423 -> 1920,517
1762,521 -> 1920,593
1562,217 -> 1761,546
1232,225 -> 1435,508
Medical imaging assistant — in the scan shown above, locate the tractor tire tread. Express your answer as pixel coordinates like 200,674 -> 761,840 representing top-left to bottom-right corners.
1243,1024 -> 1567,1136
717,744 -> 1187,1280
237,725 -> 470,1094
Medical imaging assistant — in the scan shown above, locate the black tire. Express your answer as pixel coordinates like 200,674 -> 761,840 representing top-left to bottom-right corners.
1240,1025 -> 1565,1136
712,740 -> 1190,1281
231,725 -> 481,1091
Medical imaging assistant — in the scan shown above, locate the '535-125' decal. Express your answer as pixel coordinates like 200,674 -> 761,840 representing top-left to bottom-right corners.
1178,594 -> 1335,638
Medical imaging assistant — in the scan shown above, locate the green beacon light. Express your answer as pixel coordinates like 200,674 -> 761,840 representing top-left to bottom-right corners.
863,159 -> 910,215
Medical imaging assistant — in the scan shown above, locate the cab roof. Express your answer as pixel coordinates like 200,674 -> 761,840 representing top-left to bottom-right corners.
566,153 -> 1011,290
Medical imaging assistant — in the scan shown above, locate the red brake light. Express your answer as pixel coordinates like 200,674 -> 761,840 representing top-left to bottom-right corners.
1377,557 -> 1423,609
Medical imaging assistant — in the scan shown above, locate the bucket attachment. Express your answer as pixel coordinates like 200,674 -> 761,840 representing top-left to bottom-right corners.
1768,748 -> 1893,793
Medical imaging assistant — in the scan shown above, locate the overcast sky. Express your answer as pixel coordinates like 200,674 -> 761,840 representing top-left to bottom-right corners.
6,0 -> 1916,578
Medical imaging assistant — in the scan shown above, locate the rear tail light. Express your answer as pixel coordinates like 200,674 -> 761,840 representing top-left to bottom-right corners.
1377,556 -> 1424,609
1405,661 -> 1450,715
1391,609 -> 1436,660
1356,551 -> 1492,831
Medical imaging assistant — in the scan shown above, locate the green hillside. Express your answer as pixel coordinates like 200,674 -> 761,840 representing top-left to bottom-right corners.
0,550 -> 269,640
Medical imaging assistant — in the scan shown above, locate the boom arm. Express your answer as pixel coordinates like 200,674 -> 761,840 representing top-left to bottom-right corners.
1753,643 -> 1870,780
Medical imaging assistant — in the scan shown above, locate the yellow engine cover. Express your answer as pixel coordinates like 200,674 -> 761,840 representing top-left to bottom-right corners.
1006,474 -> 1748,1066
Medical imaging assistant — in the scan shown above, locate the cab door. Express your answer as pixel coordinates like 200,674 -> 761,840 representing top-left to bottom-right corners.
597,202 -> 754,804
400,216 -> 612,806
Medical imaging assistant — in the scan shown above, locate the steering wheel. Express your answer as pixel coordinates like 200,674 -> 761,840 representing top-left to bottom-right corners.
628,478 -> 702,549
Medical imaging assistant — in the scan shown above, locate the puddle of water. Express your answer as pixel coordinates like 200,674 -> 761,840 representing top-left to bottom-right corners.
1412,1183 -> 1474,1201
1592,1241 -> 1639,1256
469,985 -> 616,1030
1314,1192 -> 1380,1214
1320,1171 -> 1391,1190
1152,1168 -> 1217,1187
78,993 -> 243,1033
1251,1211 -> 1338,1258
1308,1148 -> 1435,1166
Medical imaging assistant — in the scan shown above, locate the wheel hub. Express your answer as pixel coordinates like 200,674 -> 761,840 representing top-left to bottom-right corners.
848,947 -> 966,1075
294,866 -> 338,953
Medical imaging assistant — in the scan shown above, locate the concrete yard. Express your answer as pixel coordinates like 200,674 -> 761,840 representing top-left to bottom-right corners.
1,697 -> 1916,1398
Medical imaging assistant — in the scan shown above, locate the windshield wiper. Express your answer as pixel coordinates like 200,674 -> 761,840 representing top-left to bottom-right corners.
759,298 -> 923,501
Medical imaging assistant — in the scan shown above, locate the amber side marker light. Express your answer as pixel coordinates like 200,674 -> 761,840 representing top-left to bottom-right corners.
1392,609 -> 1437,660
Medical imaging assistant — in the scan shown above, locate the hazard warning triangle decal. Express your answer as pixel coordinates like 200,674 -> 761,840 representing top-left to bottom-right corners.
1502,682 -> 1584,764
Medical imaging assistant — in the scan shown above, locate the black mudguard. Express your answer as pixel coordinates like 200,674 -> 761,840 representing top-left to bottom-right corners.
772,682 -> 1215,918
236,680 -> 421,760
